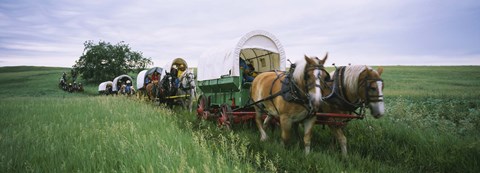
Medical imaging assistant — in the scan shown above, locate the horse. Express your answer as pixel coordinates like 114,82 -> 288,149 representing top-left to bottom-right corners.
250,54 -> 330,154
145,80 -> 159,101
157,73 -> 175,107
320,65 -> 384,157
176,70 -> 196,112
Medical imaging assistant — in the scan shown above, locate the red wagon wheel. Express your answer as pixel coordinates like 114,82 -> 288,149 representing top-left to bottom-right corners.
218,104 -> 233,129
196,95 -> 209,120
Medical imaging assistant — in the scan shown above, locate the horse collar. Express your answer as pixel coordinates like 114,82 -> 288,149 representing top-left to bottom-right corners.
323,66 -> 364,112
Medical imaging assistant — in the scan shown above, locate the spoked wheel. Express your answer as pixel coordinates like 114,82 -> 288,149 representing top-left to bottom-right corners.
196,95 -> 209,120
218,104 -> 233,129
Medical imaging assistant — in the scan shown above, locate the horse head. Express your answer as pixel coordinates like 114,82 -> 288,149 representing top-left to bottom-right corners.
159,72 -> 173,96
181,71 -> 196,89
292,53 -> 329,110
362,66 -> 384,118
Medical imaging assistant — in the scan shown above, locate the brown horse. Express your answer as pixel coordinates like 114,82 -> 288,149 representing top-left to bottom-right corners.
250,54 -> 329,154
145,80 -> 159,101
321,65 -> 384,157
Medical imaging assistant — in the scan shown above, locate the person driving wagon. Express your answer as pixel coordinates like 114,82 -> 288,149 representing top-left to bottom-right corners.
125,80 -> 132,93
240,58 -> 256,83
151,71 -> 160,83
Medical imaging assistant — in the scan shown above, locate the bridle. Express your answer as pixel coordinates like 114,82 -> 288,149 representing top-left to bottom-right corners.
304,64 -> 329,92
364,76 -> 384,104
180,72 -> 195,90
288,63 -> 329,114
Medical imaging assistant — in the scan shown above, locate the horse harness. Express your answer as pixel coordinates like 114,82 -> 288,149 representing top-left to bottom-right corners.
244,63 -> 328,119
323,66 -> 384,117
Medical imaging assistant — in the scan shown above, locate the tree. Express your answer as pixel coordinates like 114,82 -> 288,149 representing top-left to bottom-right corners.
73,40 -> 153,83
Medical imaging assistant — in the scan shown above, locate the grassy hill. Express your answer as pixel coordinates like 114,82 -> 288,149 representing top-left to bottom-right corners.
1,66 -> 479,172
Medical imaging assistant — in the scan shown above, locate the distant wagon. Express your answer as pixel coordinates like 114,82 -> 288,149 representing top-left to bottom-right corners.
112,74 -> 134,94
196,30 -> 287,128
137,67 -> 163,99
98,81 -> 113,95
157,58 -> 196,110
136,67 -> 163,90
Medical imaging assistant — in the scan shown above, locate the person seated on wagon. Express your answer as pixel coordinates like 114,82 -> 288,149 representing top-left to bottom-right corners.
170,65 -> 180,88
177,64 -> 186,78
151,71 -> 160,83
240,58 -> 254,83
144,76 -> 150,87
125,80 -> 132,93
247,63 -> 258,77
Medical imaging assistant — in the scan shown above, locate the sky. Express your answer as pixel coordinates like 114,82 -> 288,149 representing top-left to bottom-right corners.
1,0 -> 479,67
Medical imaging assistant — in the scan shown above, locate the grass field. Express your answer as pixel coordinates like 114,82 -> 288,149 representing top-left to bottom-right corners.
1,66 -> 479,172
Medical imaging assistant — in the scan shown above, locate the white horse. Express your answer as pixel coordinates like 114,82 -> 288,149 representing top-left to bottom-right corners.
177,70 -> 196,112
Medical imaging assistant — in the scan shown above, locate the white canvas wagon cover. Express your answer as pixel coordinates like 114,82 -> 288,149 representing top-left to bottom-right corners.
162,58 -> 188,79
197,30 -> 286,81
136,67 -> 164,90
112,74 -> 133,92
136,70 -> 148,90
98,81 -> 113,91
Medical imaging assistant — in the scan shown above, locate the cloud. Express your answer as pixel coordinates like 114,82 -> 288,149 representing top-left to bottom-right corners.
0,0 -> 479,67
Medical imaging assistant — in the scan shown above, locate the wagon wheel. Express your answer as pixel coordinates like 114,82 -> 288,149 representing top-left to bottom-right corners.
196,95 -> 209,120
218,104 -> 233,129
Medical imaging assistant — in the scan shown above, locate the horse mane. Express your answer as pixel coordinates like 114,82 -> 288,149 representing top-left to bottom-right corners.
343,65 -> 372,94
292,58 -> 308,85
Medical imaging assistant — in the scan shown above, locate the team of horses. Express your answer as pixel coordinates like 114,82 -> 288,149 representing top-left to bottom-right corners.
251,54 -> 385,157
141,70 -> 196,112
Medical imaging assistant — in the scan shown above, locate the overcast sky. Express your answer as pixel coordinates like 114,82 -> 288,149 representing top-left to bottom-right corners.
1,0 -> 479,67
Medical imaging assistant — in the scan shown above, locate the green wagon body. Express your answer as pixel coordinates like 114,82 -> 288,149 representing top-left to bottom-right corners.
197,74 -> 251,108
195,30 -> 287,127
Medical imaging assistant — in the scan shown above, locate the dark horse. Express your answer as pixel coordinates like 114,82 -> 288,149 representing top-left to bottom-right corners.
157,72 -> 176,107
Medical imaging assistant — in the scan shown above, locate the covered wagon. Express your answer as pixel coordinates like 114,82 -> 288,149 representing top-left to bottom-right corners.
98,81 -> 113,95
112,74 -> 133,94
156,58 -> 196,111
196,30 -> 286,128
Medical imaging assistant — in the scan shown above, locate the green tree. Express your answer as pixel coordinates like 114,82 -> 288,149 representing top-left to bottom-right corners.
73,40 -> 153,83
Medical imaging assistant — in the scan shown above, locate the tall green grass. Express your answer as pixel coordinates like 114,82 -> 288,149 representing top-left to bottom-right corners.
0,97 -> 266,172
